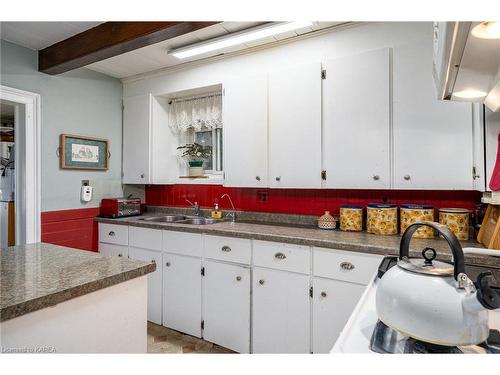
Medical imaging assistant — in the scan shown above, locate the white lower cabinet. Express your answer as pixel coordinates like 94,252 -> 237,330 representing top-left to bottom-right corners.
312,277 -> 365,353
203,260 -> 251,353
162,253 -> 202,337
252,267 -> 311,353
98,242 -> 128,258
128,247 -> 163,325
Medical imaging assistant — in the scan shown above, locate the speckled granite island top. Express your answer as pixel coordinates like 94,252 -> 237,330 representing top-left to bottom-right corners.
0,243 -> 155,322
96,214 -> 500,269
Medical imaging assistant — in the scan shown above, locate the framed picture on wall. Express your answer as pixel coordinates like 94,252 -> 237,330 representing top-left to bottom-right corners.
59,134 -> 109,170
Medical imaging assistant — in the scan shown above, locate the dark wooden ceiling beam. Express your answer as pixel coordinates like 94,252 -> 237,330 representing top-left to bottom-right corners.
38,21 -> 220,75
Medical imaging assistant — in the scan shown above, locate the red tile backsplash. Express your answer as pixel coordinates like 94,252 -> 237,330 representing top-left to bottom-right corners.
145,185 -> 482,216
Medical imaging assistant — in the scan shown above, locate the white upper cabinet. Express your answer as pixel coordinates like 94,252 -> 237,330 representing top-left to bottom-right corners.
268,62 -> 322,188
323,48 -> 391,189
123,94 -> 152,184
123,94 -> 176,184
393,42 -> 474,190
223,74 -> 268,187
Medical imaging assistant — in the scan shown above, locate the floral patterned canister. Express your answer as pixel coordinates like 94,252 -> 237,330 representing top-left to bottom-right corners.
439,208 -> 470,240
339,205 -> 363,231
400,204 -> 435,238
367,203 -> 398,235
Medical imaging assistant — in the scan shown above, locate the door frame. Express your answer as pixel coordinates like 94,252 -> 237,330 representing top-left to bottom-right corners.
0,85 -> 41,244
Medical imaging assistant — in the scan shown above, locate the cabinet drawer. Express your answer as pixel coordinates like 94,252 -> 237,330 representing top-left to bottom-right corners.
313,247 -> 382,285
99,242 -> 129,258
99,223 -> 128,245
204,235 -> 251,265
253,240 -> 311,274
129,226 -> 162,251
163,230 -> 203,257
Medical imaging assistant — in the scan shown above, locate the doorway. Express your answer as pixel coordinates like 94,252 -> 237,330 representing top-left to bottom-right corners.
0,85 -> 41,245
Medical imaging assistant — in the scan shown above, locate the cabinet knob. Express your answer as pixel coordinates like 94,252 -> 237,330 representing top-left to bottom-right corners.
404,174 -> 411,181
340,261 -> 355,271
259,279 -> 265,285
256,176 -> 261,181
372,175 -> 380,181
140,173 -> 145,179
321,292 -> 327,298
151,259 -> 156,264
221,246 -> 231,252
274,252 -> 286,260
108,231 -> 115,236
118,253 -> 123,257
165,262 -> 171,267
275,176 -> 281,182
236,276 -> 242,281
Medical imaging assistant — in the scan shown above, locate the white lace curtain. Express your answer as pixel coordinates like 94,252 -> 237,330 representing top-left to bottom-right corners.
169,92 -> 222,133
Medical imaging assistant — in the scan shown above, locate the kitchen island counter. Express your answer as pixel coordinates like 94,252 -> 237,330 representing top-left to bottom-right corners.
1,242 -> 155,322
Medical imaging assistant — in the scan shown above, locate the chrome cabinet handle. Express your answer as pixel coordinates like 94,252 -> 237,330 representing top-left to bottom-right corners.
404,174 -> 411,181
108,231 -> 115,236
340,261 -> 355,271
236,276 -> 242,281
259,279 -> 265,285
256,176 -> 261,181
373,175 -> 380,181
275,176 -> 281,182
165,262 -> 171,267
274,252 -> 286,260
321,292 -> 327,298
221,246 -> 231,252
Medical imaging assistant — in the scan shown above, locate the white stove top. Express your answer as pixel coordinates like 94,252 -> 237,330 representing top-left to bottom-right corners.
331,272 -> 500,353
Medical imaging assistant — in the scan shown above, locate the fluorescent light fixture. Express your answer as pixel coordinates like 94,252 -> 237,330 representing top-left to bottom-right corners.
171,21 -> 313,59
471,21 -> 500,39
452,88 -> 488,100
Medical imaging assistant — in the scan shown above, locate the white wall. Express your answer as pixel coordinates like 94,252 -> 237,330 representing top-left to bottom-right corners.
0,40 -> 124,211
123,22 -> 432,98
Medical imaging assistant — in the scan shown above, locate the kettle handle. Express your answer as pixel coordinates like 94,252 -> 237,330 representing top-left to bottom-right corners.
400,221 -> 466,281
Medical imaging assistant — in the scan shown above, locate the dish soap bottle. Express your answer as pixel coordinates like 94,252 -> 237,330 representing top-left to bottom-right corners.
211,203 -> 222,219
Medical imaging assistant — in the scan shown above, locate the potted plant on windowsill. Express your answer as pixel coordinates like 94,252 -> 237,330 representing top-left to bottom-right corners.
177,143 -> 212,177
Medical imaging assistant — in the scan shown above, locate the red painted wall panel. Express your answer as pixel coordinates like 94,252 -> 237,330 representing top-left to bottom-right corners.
145,184 -> 482,216
41,207 -> 99,252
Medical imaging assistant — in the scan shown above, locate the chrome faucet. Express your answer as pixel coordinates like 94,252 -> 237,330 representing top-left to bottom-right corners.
185,199 -> 201,216
220,194 -> 236,222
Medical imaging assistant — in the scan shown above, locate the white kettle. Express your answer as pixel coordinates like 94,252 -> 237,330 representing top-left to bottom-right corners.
376,221 -> 500,346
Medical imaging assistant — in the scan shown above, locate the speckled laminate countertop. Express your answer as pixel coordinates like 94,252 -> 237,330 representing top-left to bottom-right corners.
0,243 -> 155,322
95,214 -> 500,269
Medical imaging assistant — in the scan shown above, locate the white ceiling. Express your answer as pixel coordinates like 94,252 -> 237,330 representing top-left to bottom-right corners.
86,22 -> 346,79
0,21 -> 103,50
0,21 -> 348,79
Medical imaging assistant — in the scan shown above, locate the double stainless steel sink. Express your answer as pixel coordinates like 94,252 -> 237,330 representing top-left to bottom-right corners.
139,215 -> 221,225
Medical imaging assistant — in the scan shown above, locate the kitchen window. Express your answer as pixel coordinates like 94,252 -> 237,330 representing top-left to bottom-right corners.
168,89 -> 224,176
194,128 -> 223,173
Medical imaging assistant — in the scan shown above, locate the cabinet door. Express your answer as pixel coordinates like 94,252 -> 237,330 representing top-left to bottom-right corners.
123,94 -> 151,184
162,253 -> 202,337
252,267 -> 311,353
98,242 -> 128,258
393,42 -> 474,189
323,49 -> 391,188
268,62 -> 322,188
312,278 -> 365,353
203,261 -> 250,353
129,247 -> 163,324
223,74 -> 268,187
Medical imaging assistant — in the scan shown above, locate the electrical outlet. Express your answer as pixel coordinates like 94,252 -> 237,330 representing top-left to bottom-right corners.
257,191 -> 268,203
